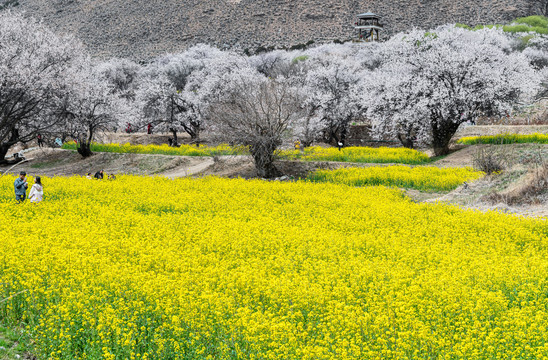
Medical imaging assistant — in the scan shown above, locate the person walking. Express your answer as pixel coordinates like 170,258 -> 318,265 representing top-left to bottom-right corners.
37,134 -> 44,148
14,171 -> 28,203
28,176 -> 43,204
147,123 -> 153,134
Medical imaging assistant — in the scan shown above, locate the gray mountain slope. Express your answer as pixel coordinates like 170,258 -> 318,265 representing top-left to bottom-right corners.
5,0 -> 537,60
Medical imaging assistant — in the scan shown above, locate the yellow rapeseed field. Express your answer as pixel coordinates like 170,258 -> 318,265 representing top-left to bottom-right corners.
457,133 -> 548,145
307,166 -> 484,191
61,142 -> 431,165
1,175 -> 547,359
62,142 -> 248,157
279,146 -> 430,164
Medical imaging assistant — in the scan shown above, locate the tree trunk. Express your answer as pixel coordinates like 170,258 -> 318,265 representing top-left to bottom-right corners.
182,122 -> 199,140
340,125 -> 348,146
0,129 -> 20,164
397,134 -> 415,149
255,159 -> 280,178
324,130 -> 339,146
170,128 -> 178,147
193,126 -> 200,140
0,143 -> 12,164
432,120 -> 460,156
301,139 -> 313,148
77,142 -> 93,158
77,126 -> 95,158
250,142 -> 281,179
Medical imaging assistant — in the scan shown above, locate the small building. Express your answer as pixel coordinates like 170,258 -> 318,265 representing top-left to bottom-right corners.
354,12 -> 383,42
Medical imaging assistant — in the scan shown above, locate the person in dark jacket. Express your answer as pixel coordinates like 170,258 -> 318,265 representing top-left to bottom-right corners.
14,171 -> 28,202
94,170 -> 104,180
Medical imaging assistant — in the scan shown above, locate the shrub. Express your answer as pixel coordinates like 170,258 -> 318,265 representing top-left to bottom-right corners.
291,55 -> 309,64
514,15 -> 548,29
456,16 -> 548,35
472,146 -> 509,175
516,34 -> 535,51
455,23 -> 472,30
503,24 -> 535,33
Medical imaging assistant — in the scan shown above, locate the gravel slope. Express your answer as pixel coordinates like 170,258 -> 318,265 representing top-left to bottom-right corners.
3,0 -> 535,60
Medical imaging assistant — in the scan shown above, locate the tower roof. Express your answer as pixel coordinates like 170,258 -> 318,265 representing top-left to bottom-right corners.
357,12 -> 379,19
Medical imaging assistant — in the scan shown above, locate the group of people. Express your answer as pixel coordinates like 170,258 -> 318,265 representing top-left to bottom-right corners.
125,123 -> 153,134
12,169 -> 117,204
14,171 -> 43,204
86,170 -> 116,180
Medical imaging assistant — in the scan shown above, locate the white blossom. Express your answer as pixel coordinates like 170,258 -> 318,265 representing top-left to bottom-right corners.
0,12 -> 85,161
364,26 -> 539,155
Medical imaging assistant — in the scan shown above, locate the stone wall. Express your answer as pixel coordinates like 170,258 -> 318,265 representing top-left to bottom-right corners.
8,0 -> 539,60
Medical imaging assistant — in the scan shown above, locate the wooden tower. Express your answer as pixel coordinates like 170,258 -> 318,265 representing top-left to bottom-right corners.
355,12 -> 383,42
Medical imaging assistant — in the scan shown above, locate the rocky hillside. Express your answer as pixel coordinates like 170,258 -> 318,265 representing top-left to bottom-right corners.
3,0 -> 539,60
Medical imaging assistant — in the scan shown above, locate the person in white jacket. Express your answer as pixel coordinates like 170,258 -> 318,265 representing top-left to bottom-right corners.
28,176 -> 44,204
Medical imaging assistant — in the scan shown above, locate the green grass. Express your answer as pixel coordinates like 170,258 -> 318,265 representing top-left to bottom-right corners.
457,133 -> 548,145
30,159 -> 63,169
0,324 -> 33,360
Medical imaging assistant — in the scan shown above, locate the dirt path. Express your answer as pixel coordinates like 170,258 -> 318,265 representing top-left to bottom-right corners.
161,157 -> 215,179
0,148 -> 217,178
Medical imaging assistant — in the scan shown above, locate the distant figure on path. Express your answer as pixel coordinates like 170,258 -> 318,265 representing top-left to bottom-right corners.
37,134 -> 44,147
147,123 -> 153,134
168,138 -> 173,147
28,176 -> 43,204
14,171 -> 28,203
337,141 -> 344,151
94,170 -> 104,180
126,122 -> 132,133
13,151 -> 25,161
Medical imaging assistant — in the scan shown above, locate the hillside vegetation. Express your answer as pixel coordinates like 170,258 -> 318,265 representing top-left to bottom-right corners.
457,14 -> 548,34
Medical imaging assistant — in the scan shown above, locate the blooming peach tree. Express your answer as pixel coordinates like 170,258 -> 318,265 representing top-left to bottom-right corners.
365,27 -> 538,155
